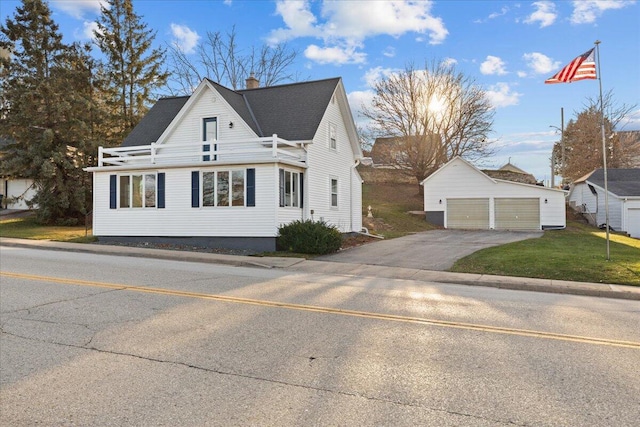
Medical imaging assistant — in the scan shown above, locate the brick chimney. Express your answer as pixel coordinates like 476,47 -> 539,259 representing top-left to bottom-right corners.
245,72 -> 259,89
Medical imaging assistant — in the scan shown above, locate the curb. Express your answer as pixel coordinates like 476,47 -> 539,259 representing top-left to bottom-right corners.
1,237 -> 638,301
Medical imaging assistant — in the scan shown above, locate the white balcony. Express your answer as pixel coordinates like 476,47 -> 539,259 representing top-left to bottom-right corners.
98,134 -> 307,168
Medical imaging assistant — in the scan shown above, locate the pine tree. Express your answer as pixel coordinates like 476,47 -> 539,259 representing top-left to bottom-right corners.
0,0 -> 104,224
95,0 -> 168,140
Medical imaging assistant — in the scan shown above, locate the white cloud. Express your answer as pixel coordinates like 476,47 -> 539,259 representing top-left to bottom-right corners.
52,0 -> 104,19
362,66 -> 401,88
480,56 -> 508,75
524,1 -> 557,28
571,0 -> 635,24
442,57 -> 458,67
475,6 -> 510,23
79,21 -> 100,41
269,0 -> 448,65
170,24 -> 200,54
522,52 -> 560,74
619,109 -> 640,130
304,44 -> 366,65
485,83 -> 522,108
382,46 -> 396,58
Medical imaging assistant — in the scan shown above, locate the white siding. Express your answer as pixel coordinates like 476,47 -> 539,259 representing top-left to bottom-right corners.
151,85 -> 262,165
1,179 -> 37,209
423,157 -> 566,229
305,91 -> 361,233
568,183 -> 598,215
93,165 -> 278,237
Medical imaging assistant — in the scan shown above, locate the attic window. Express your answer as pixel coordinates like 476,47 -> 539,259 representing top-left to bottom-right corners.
329,123 -> 337,150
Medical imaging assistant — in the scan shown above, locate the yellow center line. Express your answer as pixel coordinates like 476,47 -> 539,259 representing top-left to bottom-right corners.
3,271 -> 639,350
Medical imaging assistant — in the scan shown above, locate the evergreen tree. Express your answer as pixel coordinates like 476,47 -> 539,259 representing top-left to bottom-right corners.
0,0 -> 104,224
95,0 -> 168,139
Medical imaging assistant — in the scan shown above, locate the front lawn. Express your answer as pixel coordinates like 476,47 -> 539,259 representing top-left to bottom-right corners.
0,215 -> 95,243
451,222 -> 640,286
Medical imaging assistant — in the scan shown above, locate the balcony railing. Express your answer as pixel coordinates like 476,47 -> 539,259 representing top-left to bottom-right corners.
98,134 -> 306,167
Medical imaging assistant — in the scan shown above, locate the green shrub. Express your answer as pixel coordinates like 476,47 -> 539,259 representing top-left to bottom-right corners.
277,220 -> 342,255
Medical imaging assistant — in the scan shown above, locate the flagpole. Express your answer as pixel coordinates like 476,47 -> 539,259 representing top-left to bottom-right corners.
595,40 -> 610,261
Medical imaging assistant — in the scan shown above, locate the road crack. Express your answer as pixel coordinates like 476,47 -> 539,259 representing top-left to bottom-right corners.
0,330 -> 528,426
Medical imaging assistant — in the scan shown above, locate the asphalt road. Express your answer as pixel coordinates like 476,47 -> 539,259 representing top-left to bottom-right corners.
318,230 -> 543,270
1,246 -> 639,426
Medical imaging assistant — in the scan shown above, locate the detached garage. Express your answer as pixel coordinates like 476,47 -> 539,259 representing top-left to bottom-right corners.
422,157 -> 566,231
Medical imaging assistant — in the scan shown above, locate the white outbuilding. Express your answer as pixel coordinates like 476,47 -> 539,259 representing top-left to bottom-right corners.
421,157 -> 566,231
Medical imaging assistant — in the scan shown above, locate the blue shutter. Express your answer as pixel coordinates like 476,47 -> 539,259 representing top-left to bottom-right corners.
157,173 -> 165,208
191,171 -> 199,208
109,175 -> 117,209
246,168 -> 255,207
279,168 -> 285,207
299,172 -> 304,209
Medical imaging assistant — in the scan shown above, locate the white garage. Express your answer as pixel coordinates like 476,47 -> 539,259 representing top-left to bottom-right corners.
422,157 -> 566,231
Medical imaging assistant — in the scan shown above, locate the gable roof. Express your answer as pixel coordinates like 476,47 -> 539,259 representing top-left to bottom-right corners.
122,96 -> 189,147
421,156 -> 496,185
587,168 -> 640,197
122,77 -> 342,147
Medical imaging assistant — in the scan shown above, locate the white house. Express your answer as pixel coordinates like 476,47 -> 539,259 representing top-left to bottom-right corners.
421,157 -> 566,231
0,178 -> 36,209
568,168 -> 640,238
85,77 -> 363,251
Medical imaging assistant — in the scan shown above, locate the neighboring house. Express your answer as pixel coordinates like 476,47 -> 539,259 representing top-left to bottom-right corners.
0,137 -> 36,210
568,168 -> 640,238
482,161 -> 538,186
85,77 -> 363,251
422,157 -> 566,231
370,135 -> 440,168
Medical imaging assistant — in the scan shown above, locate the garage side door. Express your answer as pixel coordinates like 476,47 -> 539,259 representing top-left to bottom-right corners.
627,208 -> 640,238
446,198 -> 489,229
495,198 -> 540,231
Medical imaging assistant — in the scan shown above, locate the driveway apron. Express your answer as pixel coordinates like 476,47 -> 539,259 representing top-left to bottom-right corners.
319,230 -> 542,271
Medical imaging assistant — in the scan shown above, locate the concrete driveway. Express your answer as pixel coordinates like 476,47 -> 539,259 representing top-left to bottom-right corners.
319,230 -> 542,271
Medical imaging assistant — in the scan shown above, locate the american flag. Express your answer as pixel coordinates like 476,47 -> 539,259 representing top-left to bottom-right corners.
545,48 -> 597,84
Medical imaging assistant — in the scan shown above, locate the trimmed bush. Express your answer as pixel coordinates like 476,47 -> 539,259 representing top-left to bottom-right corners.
277,220 -> 342,255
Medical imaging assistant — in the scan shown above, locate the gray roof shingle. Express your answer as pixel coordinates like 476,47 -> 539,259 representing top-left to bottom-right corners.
122,96 -> 190,147
588,168 -> 640,197
121,77 -> 341,147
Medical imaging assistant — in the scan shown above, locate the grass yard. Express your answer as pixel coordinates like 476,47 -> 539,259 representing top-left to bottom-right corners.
362,183 -> 437,238
451,222 -> 640,286
0,215 -> 95,243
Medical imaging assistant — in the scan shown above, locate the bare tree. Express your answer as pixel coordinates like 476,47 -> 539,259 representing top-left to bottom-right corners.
362,61 -> 494,192
168,26 -> 298,93
553,90 -> 638,182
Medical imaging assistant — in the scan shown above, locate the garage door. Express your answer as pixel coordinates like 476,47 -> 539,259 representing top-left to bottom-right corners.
495,198 -> 540,231
446,198 -> 489,229
627,208 -> 640,238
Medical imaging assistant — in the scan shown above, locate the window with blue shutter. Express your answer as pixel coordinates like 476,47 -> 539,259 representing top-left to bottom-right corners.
157,173 -> 165,208
279,168 -> 285,207
109,175 -> 117,209
191,171 -> 199,207
299,172 -> 304,209
246,168 -> 255,207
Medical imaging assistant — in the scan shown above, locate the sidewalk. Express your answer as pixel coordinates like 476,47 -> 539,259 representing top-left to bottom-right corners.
1,237 -> 639,301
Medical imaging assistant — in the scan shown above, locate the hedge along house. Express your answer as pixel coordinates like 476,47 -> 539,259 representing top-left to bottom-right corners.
85,77 -> 363,251
421,157 -> 566,231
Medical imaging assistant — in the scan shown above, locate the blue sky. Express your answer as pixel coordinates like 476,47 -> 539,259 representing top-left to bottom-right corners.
2,0 -> 639,181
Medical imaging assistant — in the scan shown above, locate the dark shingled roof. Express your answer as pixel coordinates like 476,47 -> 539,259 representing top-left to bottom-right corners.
588,168 -> 640,197
122,96 -> 190,147
121,78 -> 341,147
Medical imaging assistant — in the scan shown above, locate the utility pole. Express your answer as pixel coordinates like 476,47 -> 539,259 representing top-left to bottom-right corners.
560,107 -> 564,186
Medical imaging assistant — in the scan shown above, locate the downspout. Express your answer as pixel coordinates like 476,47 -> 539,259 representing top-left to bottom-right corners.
350,159 -> 360,232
